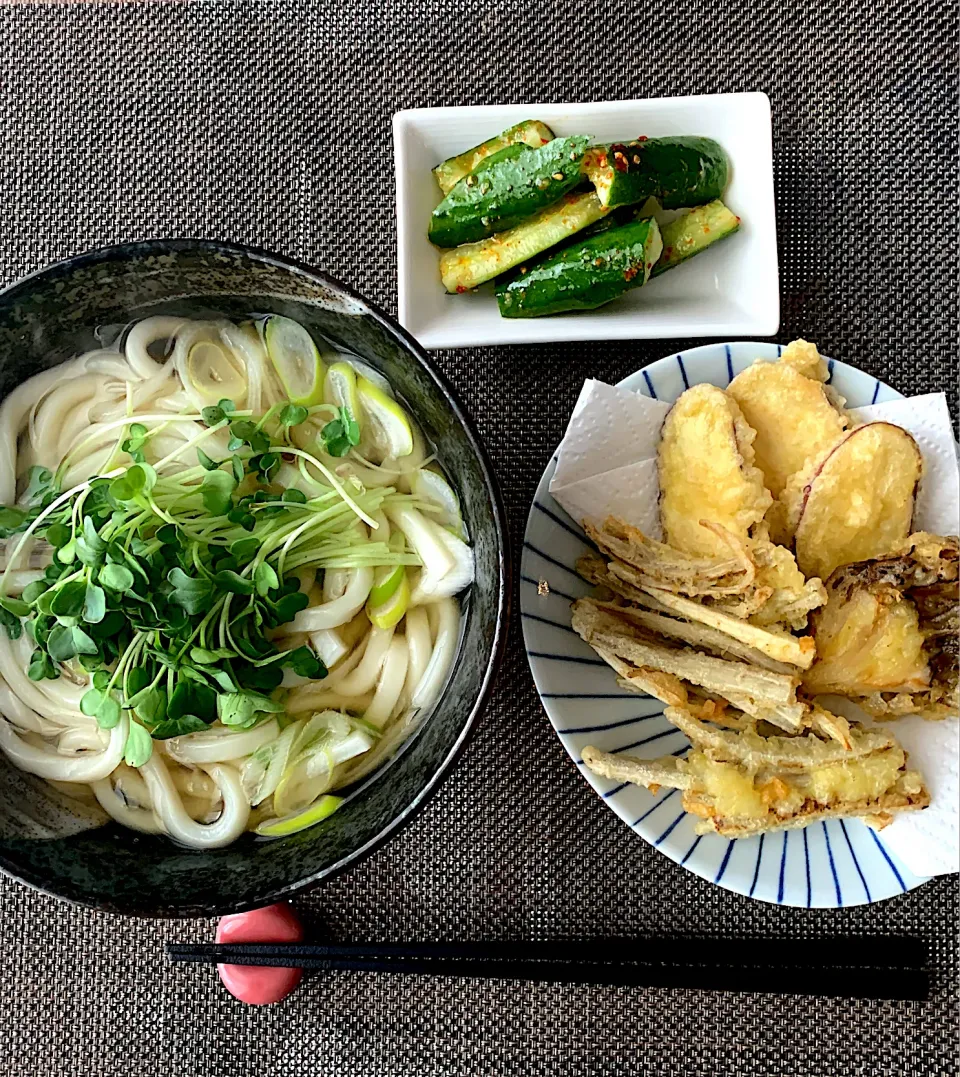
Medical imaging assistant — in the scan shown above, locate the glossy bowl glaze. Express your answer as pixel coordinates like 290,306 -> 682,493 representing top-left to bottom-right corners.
0,240 -> 508,916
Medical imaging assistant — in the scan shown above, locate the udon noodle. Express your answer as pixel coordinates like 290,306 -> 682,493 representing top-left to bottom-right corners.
0,315 -> 472,847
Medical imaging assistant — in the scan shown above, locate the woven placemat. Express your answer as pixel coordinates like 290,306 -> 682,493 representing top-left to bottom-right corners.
0,2 -> 956,1075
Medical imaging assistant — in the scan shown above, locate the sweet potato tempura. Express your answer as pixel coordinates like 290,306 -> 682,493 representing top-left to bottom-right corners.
657,385 -> 771,559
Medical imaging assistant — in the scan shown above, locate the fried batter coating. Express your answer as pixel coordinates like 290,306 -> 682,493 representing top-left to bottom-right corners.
780,422 -> 922,580
727,341 -> 849,498
658,385 -> 772,559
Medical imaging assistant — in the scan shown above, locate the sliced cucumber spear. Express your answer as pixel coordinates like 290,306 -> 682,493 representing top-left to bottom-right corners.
264,315 -> 326,405
432,119 -> 555,194
650,200 -> 741,276
440,191 -> 608,293
496,217 -> 663,318
583,136 -> 729,210
429,135 -> 591,248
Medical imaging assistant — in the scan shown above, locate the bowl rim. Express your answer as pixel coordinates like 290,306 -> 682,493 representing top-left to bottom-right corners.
0,237 -> 511,917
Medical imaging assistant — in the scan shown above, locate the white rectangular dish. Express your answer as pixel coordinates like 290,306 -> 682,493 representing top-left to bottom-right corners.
394,93 -> 779,349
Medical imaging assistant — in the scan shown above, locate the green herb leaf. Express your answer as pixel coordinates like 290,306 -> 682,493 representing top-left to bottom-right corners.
0,507 -> 27,532
205,667 -> 237,693
273,590 -> 309,624
75,515 -> 107,567
84,691 -> 121,728
99,563 -> 135,593
47,623 -> 77,661
230,537 -> 259,562
254,561 -> 279,596
213,569 -> 255,595
197,448 -> 221,471
123,721 -> 153,767
218,689 -> 283,727
83,583 -> 106,624
27,649 -> 55,681
45,522 -> 72,549
168,681 -> 217,723
80,688 -> 104,717
0,607 -> 22,639
156,523 -> 180,546
255,452 -> 280,481
167,568 -> 214,615
341,406 -> 361,446
286,645 -> 326,679
218,398 -> 236,414
149,714 -> 208,739
282,488 -> 307,505
93,669 -> 111,690
230,420 -> 258,441
89,609 -> 126,638
50,579 -> 87,619
236,661 -> 284,692
21,580 -> 49,604
321,406 -> 361,457
190,646 -> 234,664
201,405 -> 226,426
231,455 -> 245,484
0,596 -> 30,618
56,538 -> 77,564
23,466 -> 55,508
110,463 -> 155,503
200,469 -> 236,515
280,403 -> 308,427
129,685 -> 164,722
72,626 -> 99,655
36,589 -> 57,616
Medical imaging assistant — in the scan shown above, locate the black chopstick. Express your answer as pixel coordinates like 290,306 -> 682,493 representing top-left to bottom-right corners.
167,937 -> 928,1001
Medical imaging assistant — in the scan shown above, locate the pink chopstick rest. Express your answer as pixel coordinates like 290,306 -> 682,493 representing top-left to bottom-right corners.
216,902 -> 304,1004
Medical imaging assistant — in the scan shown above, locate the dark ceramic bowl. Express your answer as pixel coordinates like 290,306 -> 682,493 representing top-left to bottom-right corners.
0,240 -> 508,916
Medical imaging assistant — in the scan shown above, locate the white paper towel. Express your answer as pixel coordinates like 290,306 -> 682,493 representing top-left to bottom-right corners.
549,379 -> 959,877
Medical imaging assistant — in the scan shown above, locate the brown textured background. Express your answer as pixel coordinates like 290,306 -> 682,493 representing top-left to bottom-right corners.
0,1 -> 957,1074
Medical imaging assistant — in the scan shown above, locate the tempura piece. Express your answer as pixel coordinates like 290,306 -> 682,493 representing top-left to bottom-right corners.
585,595 -> 796,674
662,704 -> 893,768
680,747 -> 929,837
657,384 -> 772,559
804,532 -> 959,720
584,516 -> 756,596
572,600 -> 800,705
806,703 -> 853,750
744,534 -> 828,629
636,586 -> 816,669
727,340 -> 849,498
583,705 -> 930,838
712,689 -> 806,733
781,422 -> 922,580
616,667 -> 689,707
779,338 -> 829,380
582,746 -> 691,790
578,519 -> 824,635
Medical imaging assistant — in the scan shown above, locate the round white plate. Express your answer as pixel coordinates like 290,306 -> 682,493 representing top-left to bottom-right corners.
521,342 -> 930,908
